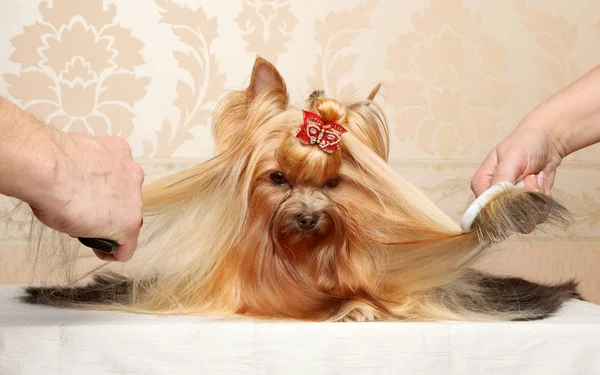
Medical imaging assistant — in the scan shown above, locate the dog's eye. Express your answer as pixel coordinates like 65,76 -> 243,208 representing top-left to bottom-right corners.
325,178 -> 340,188
269,171 -> 288,185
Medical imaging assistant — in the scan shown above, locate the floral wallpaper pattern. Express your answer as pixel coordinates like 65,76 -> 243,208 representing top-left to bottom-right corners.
385,0 -> 512,157
4,0 -> 150,138
235,0 -> 297,63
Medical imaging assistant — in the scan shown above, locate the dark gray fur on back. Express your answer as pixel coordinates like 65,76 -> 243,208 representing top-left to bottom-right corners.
20,272 -> 133,307
434,269 -> 583,321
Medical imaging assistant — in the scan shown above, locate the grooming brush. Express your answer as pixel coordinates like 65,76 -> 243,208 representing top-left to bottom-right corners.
460,180 -> 525,232
78,238 -> 119,254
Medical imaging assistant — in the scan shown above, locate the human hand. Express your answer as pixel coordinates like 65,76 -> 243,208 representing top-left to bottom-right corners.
470,119 -> 567,234
27,131 -> 144,262
472,64 -> 600,199
470,117 -> 565,198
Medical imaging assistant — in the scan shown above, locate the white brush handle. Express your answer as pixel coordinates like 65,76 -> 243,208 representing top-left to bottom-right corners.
460,180 -> 526,232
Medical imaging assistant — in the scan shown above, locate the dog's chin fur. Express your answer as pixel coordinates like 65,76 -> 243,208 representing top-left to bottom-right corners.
18,57 -> 581,322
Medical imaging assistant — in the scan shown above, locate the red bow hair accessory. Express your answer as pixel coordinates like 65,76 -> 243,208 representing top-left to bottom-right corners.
295,110 -> 348,154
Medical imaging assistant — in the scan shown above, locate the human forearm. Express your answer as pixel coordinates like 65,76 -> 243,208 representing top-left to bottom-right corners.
0,97 -> 63,206
523,64 -> 600,158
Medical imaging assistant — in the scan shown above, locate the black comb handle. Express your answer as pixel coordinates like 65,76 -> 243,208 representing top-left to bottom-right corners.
78,238 -> 119,254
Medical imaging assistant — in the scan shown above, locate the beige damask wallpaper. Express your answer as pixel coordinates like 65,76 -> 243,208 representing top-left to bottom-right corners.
1,0 -> 599,302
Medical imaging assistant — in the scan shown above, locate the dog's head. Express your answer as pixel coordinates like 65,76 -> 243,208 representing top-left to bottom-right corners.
210,57 -> 389,259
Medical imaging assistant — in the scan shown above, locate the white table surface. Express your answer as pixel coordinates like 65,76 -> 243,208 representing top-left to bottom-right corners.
1,284 -> 600,374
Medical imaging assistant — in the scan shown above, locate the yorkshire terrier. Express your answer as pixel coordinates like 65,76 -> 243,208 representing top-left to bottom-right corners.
20,57 -> 581,322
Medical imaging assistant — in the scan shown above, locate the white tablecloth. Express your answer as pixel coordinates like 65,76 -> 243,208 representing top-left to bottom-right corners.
1,284 -> 600,374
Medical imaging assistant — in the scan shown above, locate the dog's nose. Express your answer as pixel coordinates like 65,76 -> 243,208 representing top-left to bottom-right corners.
297,213 -> 319,230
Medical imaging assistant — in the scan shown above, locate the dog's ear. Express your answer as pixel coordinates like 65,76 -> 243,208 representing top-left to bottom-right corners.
346,83 -> 389,160
367,83 -> 382,101
212,57 -> 288,154
246,57 -> 288,108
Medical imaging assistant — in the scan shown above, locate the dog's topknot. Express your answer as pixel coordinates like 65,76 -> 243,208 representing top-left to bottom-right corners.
307,90 -> 348,126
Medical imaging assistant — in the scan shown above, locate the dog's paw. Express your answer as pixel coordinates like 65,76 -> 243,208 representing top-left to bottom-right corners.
336,302 -> 381,322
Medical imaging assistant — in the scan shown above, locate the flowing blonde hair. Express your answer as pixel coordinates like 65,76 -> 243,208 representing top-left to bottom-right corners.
17,57 -> 578,322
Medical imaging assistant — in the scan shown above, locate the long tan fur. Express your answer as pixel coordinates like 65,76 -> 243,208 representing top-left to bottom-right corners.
17,57 -> 579,322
